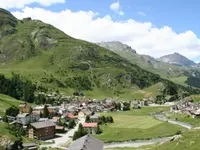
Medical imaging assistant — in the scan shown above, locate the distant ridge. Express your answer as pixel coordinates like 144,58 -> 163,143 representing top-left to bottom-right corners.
97,41 -> 136,53
158,52 -> 196,67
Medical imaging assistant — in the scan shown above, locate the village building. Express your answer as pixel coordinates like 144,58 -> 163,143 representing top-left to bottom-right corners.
78,111 -> 85,118
170,99 -> 200,117
78,109 -> 92,118
55,125 -> 65,133
28,121 -> 56,140
16,113 -> 40,125
90,114 -> 100,122
32,106 -> 45,114
67,134 -> 104,150
51,117 -> 60,124
19,103 -> 32,114
64,113 -> 77,120
39,118 -> 49,122
83,123 -> 97,134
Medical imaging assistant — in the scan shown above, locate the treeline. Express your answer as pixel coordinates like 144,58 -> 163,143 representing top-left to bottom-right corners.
186,76 -> 200,88
0,73 -> 36,102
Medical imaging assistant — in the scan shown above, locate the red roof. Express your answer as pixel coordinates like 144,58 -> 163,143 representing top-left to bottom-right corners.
83,123 -> 97,128
66,113 -> 76,119
52,117 -> 60,121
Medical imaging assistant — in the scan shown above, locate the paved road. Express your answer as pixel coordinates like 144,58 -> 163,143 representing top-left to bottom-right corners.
40,118 -> 85,149
104,135 -> 181,149
154,113 -> 193,129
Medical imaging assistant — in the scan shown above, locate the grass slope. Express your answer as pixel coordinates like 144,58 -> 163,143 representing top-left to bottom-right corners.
0,94 -> 26,116
0,8 -> 198,99
153,130 -> 200,150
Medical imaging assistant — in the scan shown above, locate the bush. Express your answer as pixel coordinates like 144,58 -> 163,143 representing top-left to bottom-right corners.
176,130 -> 182,135
2,115 -> 8,123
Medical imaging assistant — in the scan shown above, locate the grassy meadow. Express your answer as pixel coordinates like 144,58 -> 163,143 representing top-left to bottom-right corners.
96,107 -> 184,142
0,94 -> 28,116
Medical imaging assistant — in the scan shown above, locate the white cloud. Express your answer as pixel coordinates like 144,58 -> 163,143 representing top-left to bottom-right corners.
12,7 -> 200,60
137,12 -> 146,16
110,1 -> 124,16
0,0 -> 65,9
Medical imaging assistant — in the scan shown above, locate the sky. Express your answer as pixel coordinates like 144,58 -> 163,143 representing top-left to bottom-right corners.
0,0 -> 200,62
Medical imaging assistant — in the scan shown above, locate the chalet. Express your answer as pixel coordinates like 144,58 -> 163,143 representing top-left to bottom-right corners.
19,103 -> 31,114
67,134 -> 104,150
28,121 -> 56,140
83,123 -> 97,134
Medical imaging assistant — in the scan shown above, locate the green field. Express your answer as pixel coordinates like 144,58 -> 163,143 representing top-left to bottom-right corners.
96,107 -> 184,142
0,94 -> 27,116
170,76 -> 188,86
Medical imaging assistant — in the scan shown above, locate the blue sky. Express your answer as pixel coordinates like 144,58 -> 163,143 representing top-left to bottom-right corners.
12,0 -> 200,37
2,0 -> 200,61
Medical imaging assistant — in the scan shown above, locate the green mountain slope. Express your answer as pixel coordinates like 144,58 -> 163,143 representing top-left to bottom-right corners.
0,8 -> 199,100
97,41 -> 200,89
97,42 -> 186,79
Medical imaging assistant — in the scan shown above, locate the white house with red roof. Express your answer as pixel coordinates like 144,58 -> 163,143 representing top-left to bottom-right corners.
83,122 -> 97,134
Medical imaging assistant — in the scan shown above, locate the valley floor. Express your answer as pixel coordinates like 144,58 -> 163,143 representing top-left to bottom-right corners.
95,107 -> 184,142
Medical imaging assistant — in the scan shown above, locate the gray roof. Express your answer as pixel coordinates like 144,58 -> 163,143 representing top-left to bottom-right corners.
90,114 -> 100,119
67,135 -> 104,150
39,118 -> 49,122
22,143 -> 37,147
31,121 -> 56,129
17,113 -> 29,118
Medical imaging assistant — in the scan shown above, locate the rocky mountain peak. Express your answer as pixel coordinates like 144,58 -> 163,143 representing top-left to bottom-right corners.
97,41 -> 136,54
158,52 -> 196,67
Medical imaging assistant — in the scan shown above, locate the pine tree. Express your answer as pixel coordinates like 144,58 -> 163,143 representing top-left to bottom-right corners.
85,115 -> 90,123
96,124 -> 102,134
43,105 -> 49,118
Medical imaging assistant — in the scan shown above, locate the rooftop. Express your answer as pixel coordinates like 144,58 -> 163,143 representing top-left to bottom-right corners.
66,113 -> 76,119
30,121 -> 56,129
67,134 -> 104,150
83,122 -> 97,128
17,113 -> 29,118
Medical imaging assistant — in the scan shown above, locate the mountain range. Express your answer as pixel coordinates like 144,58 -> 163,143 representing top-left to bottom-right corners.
0,8 -> 199,100
97,41 -> 200,88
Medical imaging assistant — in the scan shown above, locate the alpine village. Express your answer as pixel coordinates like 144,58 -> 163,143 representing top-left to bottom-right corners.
0,4 -> 200,150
